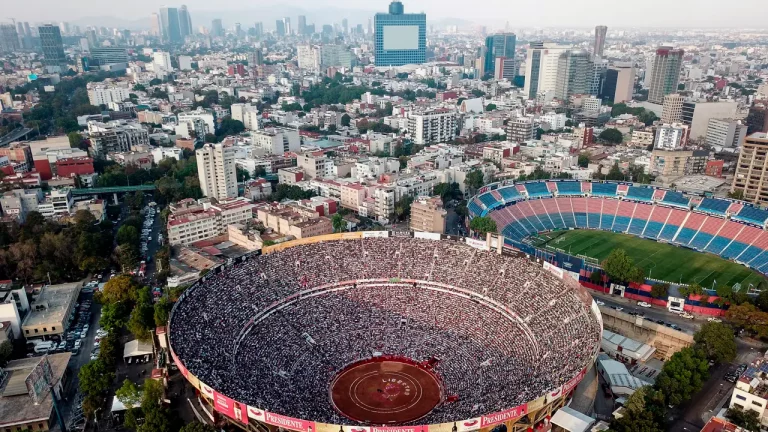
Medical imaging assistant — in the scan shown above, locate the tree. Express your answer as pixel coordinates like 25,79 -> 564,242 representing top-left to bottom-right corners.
393,196 -> 414,221
610,386 -> 666,432
332,213 -> 345,233
100,301 -> 130,331
726,303 -> 768,339
726,406 -> 761,431
694,322 -> 737,364
599,128 -> 624,144
577,153 -> 590,168
0,340 -> 12,365
154,297 -> 172,327
464,169 -> 485,195
601,248 -> 644,284
180,422 -> 217,432
470,216 -> 497,236
655,347 -> 709,406
433,182 -> 462,203
341,114 -> 351,127
236,167 -> 251,183
589,271 -> 603,285
79,359 -> 115,397
485,104 -> 497,111
68,131 -> 84,148
116,379 -> 142,409
100,275 -> 138,304
650,283 -> 669,299
117,225 -> 139,246
728,189 -> 745,201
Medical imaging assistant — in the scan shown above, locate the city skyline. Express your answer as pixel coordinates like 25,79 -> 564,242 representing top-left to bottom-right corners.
2,0 -> 767,28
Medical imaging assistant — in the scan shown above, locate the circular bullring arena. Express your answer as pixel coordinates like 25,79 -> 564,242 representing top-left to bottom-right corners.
168,235 -> 601,431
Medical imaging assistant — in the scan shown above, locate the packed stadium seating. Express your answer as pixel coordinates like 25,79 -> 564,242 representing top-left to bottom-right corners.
169,238 -> 601,425
477,181 -> 768,275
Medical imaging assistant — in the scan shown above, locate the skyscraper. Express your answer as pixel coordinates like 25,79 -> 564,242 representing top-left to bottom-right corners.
524,42 -> 573,100
374,1 -> 426,67
160,7 -> 182,43
150,13 -> 162,36
599,64 -> 635,104
0,24 -> 20,53
594,25 -> 607,57
554,50 -> 592,100
483,33 -> 516,79
648,46 -> 684,104
254,22 -> 263,36
178,5 -> 193,39
211,19 -> 223,37
276,20 -> 285,36
39,25 -> 67,71
298,15 -> 307,35
342,18 -> 349,34
283,17 -> 292,35
196,143 -> 238,201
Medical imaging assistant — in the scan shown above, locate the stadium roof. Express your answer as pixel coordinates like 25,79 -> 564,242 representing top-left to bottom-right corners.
601,330 -> 655,362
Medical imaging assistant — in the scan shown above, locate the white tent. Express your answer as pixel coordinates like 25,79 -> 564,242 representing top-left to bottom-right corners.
550,407 -> 596,432
123,340 -> 153,359
111,395 -> 127,413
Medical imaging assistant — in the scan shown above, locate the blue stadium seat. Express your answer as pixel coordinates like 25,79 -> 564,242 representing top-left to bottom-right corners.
698,198 -> 731,215
689,232 -> 713,250
549,211 -> 566,229
626,186 -> 654,202
502,225 -> 525,241
612,216 -> 631,233
574,213 -> 588,228
721,241 -> 748,260
737,246 -> 763,263
592,183 -> 618,197
659,224 -> 679,241
627,218 -> 648,235
600,214 -> 615,230
524,182 -> 552,198
662,192 -> 690,208
479,193 -> 499,208
555,182 -> 582,195
587,213 -> 601,229
675,228 -> 697,245
538,214 -> 556,231
750,252 -> 768,270
560,211 -> 576,228
526,215 -> 547,232
468,200 -> 484,217
643,221 -> 664,238
735,206 -> 768,225
705,236 -> 732,255
499,187 -> 521,201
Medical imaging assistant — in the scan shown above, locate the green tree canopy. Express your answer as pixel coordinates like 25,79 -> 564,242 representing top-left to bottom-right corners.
577,153 -> 590,168
726,407 -> 761,431
694,322 -> 737,364
599,128 -> 624,144
601,249 -> 645,284
727,302 -> 768,339
655,347 -> 709,406
332,213 -> 345,233
469,216 -> 497,236
180,422 -> 217,432
99,275 -> 138,304
650,283 -> 669,299
117,225 -> 139,246
116,379 -> 141,409
464,169 -> 485,195
79,359 -> 115,398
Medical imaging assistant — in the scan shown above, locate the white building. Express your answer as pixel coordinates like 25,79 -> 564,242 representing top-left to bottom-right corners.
87,86 -> 130,106
408,108 -> 457,145
167,197 -> 255,246
351,157 -> 400,180
705,118 -> 747,148
297,45 -> 321,70
37,188 -> 74,217
728,357 -> 768,428
523,43 -> 573,99
87,120 -> 149,156
178,109 -> 215,136
196,143 -> 238,201
654,123 -> 689,150
151,147 -> 183,162
251,128 -> 301,156
582,96 -> 602,113
178,55 -> 192,71
153,51 -> 173,72
539,113 -> 567,130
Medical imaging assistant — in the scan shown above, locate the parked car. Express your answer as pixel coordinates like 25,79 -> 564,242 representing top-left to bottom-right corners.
595,300 -> 605,306
708,317 -> 723,323
679,312 -> 694,319
637,301 -> 652,308
613,306 -> 624,312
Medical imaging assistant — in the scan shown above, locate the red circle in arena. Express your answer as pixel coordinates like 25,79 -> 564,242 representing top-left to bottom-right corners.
330,358 -> 444,424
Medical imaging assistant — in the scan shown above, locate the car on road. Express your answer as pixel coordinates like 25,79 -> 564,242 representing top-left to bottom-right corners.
637,301 -> 652,308
708,317 -> 723,323
595,300 -> 605,306
612,306 -> 623,312
679,312 -> 694,319
73,340 -> 81,350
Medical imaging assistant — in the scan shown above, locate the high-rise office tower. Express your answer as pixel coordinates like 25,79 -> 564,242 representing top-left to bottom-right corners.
298,16 -> 307,35
235,23 -> 242,38
160,7 -> 182,43
178,5 -> 193,39
196,143 -> 238,201
254,22 -> 263,36
15,22 -> 26,48
342,18 -> 349,34
276,20 -> 286,36
483,33 -> 516,80
732,132 -> 768,205
590,59 -> 608,96
39,24 -> 67,71
554,50 -> 592,100
594,25 -> 607,57
150,13 -> 162,37
0,24 -> 20,53
523,42 -> 572,100
647,46 -> 684,104
374,1 -> 426,66
211,19 -> 223,37
599,64 -> 635,103
283,17 -> 292,35
59,22 -> 70,35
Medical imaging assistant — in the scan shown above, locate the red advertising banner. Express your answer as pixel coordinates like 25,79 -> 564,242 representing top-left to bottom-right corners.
264,411 -> 316,432
457,418 -> 481,432
247,405 -> 266,422
563,368 -> 587,394
213,391 -> 248,424
170,350 -> 189,378
199,382 -> 214,399
372,427 -> 428,432
480,404 -> 528,427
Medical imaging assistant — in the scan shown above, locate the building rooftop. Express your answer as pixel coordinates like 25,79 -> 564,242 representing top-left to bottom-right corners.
0,353 -> 71,428
21,282 -> 80,329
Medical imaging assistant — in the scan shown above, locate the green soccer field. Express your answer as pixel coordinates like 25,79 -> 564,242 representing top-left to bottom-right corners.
533,229 -> 767,288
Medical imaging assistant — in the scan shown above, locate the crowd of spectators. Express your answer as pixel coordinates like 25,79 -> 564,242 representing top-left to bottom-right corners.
169,238 -> 601,425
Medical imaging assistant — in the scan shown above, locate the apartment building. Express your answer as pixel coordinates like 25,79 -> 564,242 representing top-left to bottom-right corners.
654,123 -> 689,150
732,133 -> 768,205
705,118 -> 747,148
410,196 -> 447,234
196,142 -> 238,201
650,149 -> 708,178
0,188 -> 44,222
297,152 -> 333,179
661,93 -> 684,124
21,282 -> 81,338
87,85 -> 130,105
630,130 -> 655,148
255,202 -> 333,239
251,128 -> 301,156
506,116 -> 536,143
728,357 -> 768,428
87,120 -> 149,156
167,197 -> 255,245
408,108 -> 457,145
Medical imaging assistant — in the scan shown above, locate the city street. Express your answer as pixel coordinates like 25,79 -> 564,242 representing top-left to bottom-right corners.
590,291 -> 701,334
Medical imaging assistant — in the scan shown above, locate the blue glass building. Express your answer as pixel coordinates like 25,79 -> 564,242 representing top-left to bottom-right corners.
483,33 -> 516,79
374,1 -> 426,67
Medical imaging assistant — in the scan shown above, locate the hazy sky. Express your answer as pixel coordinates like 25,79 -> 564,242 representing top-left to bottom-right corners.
2,0 -> 767,28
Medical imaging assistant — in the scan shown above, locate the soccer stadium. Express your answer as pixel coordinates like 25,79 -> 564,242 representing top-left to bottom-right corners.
168,233 -> 602,432
469,179 -> 768,291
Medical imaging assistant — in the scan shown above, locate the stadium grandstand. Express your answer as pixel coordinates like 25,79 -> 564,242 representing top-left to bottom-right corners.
470,180 -> 768,276
168,234 -> 601,431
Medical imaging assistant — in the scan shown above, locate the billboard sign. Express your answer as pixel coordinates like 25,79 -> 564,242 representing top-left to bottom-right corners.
480,404 -> 528,427
555,252 -> 584,273
25,356 -> 53,404
264,411 -> 316,432
363,231 -> 389,238
465,237 -> 489,251
247,405 -> 266,421
543,261 -> 564,279
213,391 -> 248,424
